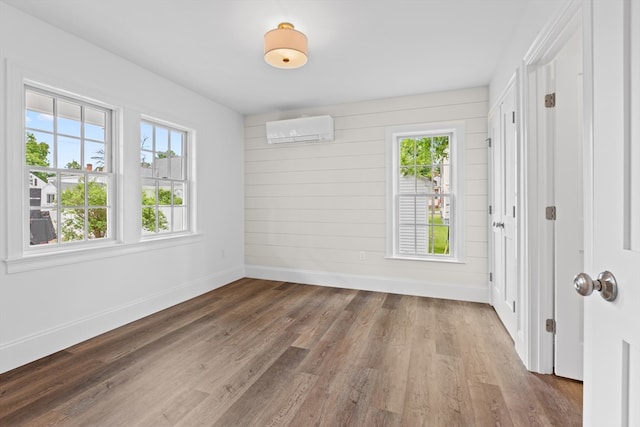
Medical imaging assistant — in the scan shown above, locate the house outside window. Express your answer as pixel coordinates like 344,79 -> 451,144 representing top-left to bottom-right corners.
25,87 -> 113,247
386,122 -> 465,262
140,120 -> 189,235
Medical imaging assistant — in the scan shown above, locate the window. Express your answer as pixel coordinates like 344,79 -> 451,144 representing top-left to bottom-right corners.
140,120 -> 189,235
387,122 -> 464,261
25,87 -> 113,247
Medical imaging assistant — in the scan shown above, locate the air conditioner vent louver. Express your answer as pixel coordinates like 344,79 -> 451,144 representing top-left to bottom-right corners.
266,115 -> 334,144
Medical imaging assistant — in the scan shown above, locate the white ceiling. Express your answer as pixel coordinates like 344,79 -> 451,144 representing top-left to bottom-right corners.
4,0 -> 548,115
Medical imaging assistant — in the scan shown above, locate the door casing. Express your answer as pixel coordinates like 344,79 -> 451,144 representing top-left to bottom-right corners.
520,0 -> 583,373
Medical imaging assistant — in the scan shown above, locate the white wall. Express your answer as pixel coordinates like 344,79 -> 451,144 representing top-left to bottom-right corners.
0,3 -> 245,373
245,88 -> 489,302
489,0 -> 570,107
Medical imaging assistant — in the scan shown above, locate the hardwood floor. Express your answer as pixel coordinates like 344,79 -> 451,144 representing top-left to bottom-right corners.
0,278 -> 582,426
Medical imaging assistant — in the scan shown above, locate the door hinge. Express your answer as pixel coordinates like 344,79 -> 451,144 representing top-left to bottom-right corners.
545,92 -> 556,108
512,301 -> 516,313
546,206 -> 557,220
489,272 -> 493,282
486,137 -> 492,147
513,205 -> 516,218
489,205 -> 493,215
512,111 -> 516,123
546,318 -> 556,333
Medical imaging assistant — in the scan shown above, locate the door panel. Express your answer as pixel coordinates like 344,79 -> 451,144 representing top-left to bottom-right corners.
584,0 -> 640,424
490,82 -> 518,341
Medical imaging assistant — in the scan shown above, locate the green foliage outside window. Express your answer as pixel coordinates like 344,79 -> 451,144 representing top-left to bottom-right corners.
399,135 -> 451,255
59,181 -> 183,239
60,180 -> 107,241
25,132 -> 51,181
142,188 -> 183,232
399,136 -> 449,179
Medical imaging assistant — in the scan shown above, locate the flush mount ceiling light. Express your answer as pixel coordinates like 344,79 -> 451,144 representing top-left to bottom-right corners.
264,22 -> 308,69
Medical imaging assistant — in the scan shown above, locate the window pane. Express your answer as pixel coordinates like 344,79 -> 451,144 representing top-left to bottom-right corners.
173,206 -> 187,232
26,91 -> 54,132
415,137 -> 432,167
141,206 -> 157,235
84,107 -> 105,142
28,170 -> 58,205
60,208 -> 84,242
439,163 -> 451,194
415,225 -> 428,255
430,225 -> 450,254
140,150 -> 154,176
57,100 -> 82,137
399,168 -> 415,194
171,131 -> 183,156
169,156 -> 184,180
173,183 -> 185,206
58,136 -> 82,169
30,208 -> 58,245
26,131 -> 53,167
440,195 -> 452,224
398,195 -> 417,223
85,141 -> 105,171
140,122 -> 153,150
158,181 -> 172,206
142,179 -> 157,205
60,174 -> 85,207
155,155 -> 170,179
399,138 -> 415,167
87,208 -> 108,239
159,206 -> 171,232
155,127 -> 169,153
87,176 -> 108,207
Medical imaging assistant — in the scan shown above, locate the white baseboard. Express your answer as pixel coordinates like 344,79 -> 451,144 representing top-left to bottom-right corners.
0,267 -> 244,374
245,265 -> 491,303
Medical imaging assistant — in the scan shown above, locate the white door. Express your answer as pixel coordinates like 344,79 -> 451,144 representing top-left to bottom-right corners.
489,82 -> 518,341
552,28 -> 585,381
583,0 -> 640,424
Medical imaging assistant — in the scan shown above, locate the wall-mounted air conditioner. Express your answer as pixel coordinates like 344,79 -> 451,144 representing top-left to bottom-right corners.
265,115 -> 334,144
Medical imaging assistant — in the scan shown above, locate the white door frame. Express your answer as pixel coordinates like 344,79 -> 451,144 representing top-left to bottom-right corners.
520,0 -> 584,373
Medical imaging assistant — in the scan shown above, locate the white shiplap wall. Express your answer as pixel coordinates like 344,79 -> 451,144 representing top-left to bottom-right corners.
244,87 -> 489,302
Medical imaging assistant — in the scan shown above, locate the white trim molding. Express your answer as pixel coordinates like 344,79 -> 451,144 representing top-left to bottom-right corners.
521,0 -> 583,373
0,267 -> 243,374
245,265 -> 490,303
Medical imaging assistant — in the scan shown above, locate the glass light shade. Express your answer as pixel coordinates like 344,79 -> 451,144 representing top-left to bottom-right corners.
264,22 -> 308,69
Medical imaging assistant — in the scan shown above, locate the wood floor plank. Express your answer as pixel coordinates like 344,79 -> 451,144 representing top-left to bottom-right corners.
255,371 -> 319,427
468,381 -> 515,426
0,279 -> 583,426
211,346 -> 309,427
369,295 -> 414,414
400,295 -> 436,425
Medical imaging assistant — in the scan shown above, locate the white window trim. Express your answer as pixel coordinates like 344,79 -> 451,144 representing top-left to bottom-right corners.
2,70 -> 201,274
139,115 -> 195,240
24,85 -> 117,250
385,121 -> 465,263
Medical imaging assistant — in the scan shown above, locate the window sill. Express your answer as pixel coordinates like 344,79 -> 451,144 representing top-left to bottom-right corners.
4,233 -> 202,274
385,255 -> 465,264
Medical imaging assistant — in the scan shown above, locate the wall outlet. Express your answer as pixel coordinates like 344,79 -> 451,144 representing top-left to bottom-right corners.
359,251 -> 366,261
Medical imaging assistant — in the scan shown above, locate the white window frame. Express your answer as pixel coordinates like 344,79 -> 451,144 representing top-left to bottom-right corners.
23,84 -> 116,251
139,117 -> 192,238
386,121 -> 465,262
3,72 -> 201,274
